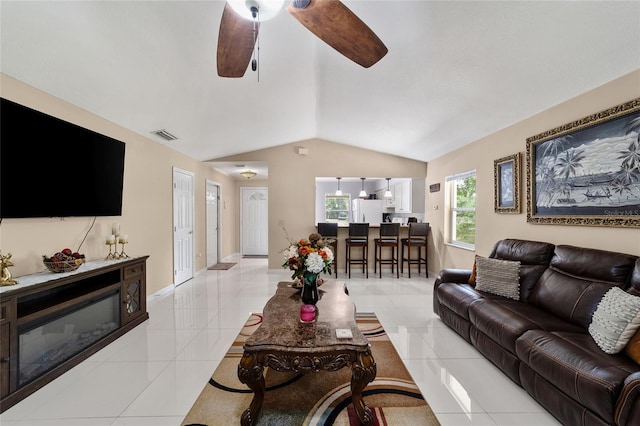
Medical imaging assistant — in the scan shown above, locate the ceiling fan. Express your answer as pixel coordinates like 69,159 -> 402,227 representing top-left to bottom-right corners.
217,0 -> 388,78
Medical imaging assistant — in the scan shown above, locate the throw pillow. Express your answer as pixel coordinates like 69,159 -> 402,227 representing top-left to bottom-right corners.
625,329 -> 640,364
468,255 -> 479,285
588,286 -> 640,354
474,256 -> 521,300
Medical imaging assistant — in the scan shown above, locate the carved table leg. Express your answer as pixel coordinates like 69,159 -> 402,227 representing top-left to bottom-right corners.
238,352 -> 265,426
350,349 -> 377,426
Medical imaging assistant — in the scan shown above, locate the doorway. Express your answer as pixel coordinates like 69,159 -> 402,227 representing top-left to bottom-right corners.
240,187 -> 268,256
206,180 -> 221,267
173,167 -> 194,286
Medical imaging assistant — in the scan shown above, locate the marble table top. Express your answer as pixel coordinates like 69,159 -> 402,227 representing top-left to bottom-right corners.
243,280 -> 370,353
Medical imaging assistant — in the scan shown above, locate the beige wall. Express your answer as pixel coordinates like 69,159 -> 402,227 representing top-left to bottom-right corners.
0,74 -> 239,295
426,70 -> 640,272
3,69 -> 638,292
213,139 -> 428,269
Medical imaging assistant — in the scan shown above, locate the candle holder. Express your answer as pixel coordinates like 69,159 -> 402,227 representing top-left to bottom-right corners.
105,240 -> 116,260
118,239 -> 130,258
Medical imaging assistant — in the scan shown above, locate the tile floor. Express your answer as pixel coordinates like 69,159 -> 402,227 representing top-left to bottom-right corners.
0,255 -> 561,426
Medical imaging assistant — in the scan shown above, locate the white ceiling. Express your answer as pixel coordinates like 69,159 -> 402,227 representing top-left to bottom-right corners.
2,1 -> 639,179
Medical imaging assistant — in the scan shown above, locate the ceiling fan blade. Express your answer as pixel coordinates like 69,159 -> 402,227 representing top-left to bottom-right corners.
287,0 -> 387,68
217,2 -> 258,78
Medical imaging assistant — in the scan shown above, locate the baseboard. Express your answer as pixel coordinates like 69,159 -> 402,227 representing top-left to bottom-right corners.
148,282 -> 175,302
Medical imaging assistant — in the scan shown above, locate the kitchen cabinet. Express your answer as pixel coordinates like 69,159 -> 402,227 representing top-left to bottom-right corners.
381,180 -> 411,212
393,180 -> 412,213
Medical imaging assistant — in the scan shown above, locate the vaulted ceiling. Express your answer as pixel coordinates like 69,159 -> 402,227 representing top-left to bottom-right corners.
1,1 -> 639,167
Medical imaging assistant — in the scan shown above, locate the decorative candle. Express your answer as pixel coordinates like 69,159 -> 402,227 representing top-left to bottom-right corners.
107,235 -> 115,244
111,223 -> 120,236
300,304 -> 316,323
119,234 -> 128,243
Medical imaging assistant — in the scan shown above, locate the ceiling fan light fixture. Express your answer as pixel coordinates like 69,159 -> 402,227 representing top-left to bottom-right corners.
227,0 -> 286,21
240,170 -> 257,179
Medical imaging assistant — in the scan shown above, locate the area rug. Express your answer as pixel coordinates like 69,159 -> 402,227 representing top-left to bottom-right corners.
182,312 -> 440,426
207,262 -> 236,270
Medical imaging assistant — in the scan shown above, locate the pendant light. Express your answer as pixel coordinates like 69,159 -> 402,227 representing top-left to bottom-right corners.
384,178 -> 393,198
359,177 -> 367,198
335,177 -> 343,196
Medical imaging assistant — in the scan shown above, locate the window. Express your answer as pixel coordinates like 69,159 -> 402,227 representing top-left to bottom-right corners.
325,194 -> 350,226
446,170 -> 476,249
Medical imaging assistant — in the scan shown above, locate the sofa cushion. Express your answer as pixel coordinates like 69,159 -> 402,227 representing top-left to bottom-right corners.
488,239 -> 555,301
469,299 -> 584,354
437,283 -> 483,320
629,258 -> 640,297
528,244 -> 638,329
529,268 -> 617,329
589,286 -> 640,354
489,238 -> 555,265
516,329 -> 637,422
469,299 -> 539,354
551,245 -> 637,285
475,257 -> 520,300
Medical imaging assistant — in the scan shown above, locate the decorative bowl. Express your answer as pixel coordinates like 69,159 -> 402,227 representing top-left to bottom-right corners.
43,259 -> 83,273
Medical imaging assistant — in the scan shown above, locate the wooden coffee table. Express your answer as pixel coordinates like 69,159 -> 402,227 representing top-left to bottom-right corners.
237,280 -> 376,425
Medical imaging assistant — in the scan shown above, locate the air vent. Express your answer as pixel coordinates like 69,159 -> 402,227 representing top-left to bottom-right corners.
151,129 -> 178,141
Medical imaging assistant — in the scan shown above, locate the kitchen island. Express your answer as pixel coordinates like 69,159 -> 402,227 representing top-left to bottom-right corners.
317,224 -> 421,276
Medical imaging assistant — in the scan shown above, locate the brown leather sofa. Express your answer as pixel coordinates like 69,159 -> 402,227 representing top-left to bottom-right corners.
433,239 -> 640,426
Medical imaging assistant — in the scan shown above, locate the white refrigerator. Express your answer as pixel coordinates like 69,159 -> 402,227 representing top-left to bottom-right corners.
352,199 -> 384,225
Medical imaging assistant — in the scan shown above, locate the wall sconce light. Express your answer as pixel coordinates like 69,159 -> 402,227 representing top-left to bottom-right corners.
359,177 -> 367,198
240,170 -> 257,179
335,177 -> 343,196
384,178 -> 393,198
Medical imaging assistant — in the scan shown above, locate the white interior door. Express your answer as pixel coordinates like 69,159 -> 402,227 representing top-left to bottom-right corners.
173,168 -> 194,286
241,187 -> 268,256
206,180 -> 220,267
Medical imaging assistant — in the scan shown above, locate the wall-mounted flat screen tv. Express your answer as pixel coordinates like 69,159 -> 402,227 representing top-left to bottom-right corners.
1,98 -> 126,218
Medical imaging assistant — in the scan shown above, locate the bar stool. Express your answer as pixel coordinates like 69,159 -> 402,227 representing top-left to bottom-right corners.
374,222 -> 400,278
345,223 -> 369,278
317,222 -> 338,278
401,222 -> 430,278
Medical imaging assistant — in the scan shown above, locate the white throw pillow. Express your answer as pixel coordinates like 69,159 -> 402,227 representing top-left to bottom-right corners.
589,286 -> 640,354
474,257 -> 521,300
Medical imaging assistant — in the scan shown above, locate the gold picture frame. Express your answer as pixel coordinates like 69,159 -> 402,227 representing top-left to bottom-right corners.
526,98 -> 640,227
494,153 -> 521,213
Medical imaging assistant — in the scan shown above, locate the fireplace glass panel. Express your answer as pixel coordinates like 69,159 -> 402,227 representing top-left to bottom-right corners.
18,291 -> 120,386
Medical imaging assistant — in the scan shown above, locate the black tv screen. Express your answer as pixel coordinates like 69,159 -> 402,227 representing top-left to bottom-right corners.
0,98 -> 126,218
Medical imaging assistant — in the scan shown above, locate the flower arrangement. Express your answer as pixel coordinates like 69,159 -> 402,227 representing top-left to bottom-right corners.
282,231 -> 334,286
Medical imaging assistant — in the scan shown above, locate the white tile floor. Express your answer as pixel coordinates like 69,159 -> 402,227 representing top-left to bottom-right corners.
0,255 -> 561,426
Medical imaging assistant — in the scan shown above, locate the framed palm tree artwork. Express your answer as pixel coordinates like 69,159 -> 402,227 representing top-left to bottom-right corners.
494,153 -> 521,214
526,98 -> 640,228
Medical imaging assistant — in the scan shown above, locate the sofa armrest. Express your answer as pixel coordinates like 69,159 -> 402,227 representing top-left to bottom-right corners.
616,371 -> 640,426
433,269 -> 472,315
435,269 -> 472,285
